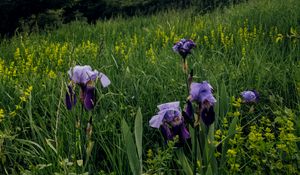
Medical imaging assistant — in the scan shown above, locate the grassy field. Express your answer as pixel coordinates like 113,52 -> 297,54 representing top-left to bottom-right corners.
0,0 -> 300,174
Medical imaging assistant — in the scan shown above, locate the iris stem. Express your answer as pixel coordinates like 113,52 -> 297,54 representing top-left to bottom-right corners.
183,58 -> 189,96
182,56 -> 197,175
194,125 -> 198,175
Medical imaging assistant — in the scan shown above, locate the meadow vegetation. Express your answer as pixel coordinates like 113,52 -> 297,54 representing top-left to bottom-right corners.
0,0 -> 299,174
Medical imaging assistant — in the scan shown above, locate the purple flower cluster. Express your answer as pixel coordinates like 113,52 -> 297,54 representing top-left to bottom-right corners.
65,65 -> 110,110
173,39 -> 196,59
149,101 -> 190,143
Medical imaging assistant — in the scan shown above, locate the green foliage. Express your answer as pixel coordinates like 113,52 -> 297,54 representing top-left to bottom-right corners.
0,0 -> 299,174
219,99 -> 300,174
121,108 -> 143,175
145,138 -> 178,174
0,0 -> 248,36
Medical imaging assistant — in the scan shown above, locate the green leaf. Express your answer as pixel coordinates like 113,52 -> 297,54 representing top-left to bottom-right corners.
121,118 -> 140,175
176,149 -> 193,175
134,107 -> 143,172
206,164 -> 213,175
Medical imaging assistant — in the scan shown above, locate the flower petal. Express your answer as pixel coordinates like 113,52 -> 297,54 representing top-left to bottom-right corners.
65,85 -> 76,110
173,39 -> 195,58
190,81 -> 216,104
84,86 -> 96,110
201,106 -> 215,126
157,101 -> 180,111
182,39 -> 196,51
160,123 -> 173,141
99,72 -> 111,88
179,124 -> 190,141
183,100 -> 194,122
149,114 -> 164,128
241,90 -> 259,103
68,65 -> 98,84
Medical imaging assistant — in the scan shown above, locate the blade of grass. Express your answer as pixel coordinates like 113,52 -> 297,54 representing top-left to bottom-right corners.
176,149 -> 193,175
121,118 -> 140,175
134,107 -> 143,173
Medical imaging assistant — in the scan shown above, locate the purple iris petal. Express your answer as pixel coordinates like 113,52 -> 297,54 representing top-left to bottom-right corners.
160,123 -> 173,141
150,110 -> 182,128
149,101 -> 181,128
172,123 -> 190,142
164,110 -> 181,123
201,106 -> 215,127
241,90 -> 259,103
68,66 -> 111,88
151,101 -> 190,144
68,65 -> 98,84
149,114 -> 164,128
65,85 -> 76,110
183,100 -> 194,121
182,40 -> 196,51
173,39 -> 196,58
190,81 -> 216,105
99,72 -> 111,88
157,101 -> 180,111
84,86 -> 96,110
179,123 -> 190,141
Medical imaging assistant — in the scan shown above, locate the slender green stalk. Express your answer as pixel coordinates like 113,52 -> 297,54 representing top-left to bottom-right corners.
54,80 -> 64,150
193,125 -> 198,175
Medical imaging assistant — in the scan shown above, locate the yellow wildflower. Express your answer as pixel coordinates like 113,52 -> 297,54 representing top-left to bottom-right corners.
147,149 -> 153,159
275,34 -> 283,43
48,70 -> 57,79
230,163 -> 240,172
9,111 -> 17,117
0,109 -> 4,122
227,149 -> 237,157
20,96 -> 27,102
15,105 -> 22,110
233,111 -> 240,117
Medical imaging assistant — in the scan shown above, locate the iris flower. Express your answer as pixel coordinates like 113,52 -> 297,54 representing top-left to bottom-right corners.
65,65 -> 111,110
187,81 -> 216,126
241,90 -> 259,103
149,101 -> 190,143
173,39 -> 196,72
173,39 -> 196,59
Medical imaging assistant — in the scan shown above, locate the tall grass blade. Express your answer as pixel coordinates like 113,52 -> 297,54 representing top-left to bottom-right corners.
205,164 -> 213,175
121,118 -> 140,175
176,149 -> 193,175
134,107 -> 143,173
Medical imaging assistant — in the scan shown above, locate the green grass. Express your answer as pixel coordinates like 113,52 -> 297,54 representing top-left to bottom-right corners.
0,0 -> 300,174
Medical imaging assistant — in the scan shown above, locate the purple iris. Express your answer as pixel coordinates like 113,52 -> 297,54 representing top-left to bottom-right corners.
190,81 -> 216,105
241,90 -> 259,103
189,81 -> 216,126
65,65 -> 111,110
149,101 -> 190,143
68,65 -> 111,87
182,100 -> 194,123
173,39 -> 196,59
66,85 -> 77,110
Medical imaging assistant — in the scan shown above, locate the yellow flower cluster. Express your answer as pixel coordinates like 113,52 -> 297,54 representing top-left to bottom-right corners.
114,40 -> 128,62
248,126 -> 264,149
74,40 -> 98,62
231,96 -> 242,108
146,45 -> 156,64
0,109 -> 4,122
9,86 -> 33,117
0,39 -> 72,84
218,25 -> 234,50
